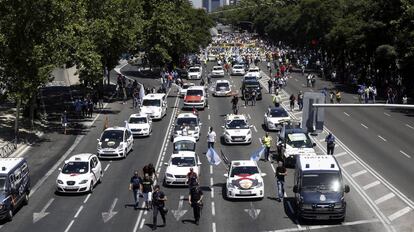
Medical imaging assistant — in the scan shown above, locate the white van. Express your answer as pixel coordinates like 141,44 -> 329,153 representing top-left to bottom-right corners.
140,93 -> 167,120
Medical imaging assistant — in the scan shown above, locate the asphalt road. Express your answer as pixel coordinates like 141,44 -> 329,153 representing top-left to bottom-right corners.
1,61 -> 413,232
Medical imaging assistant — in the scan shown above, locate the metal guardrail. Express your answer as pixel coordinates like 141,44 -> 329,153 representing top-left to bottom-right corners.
0,140 -> 17,158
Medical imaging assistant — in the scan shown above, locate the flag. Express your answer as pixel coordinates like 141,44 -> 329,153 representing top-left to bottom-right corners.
124,120 -> 130,130
206,148 -> 221,166
250,146 -> 265,161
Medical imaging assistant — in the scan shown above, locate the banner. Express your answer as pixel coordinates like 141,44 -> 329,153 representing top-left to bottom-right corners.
206,148 -> 221,166
250,146 -> 265,161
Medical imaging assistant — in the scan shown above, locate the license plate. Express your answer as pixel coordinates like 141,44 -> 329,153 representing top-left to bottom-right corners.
234,138 -> 243,141
316,215 -> 330,220
240,191 -> 251,195
65,186 -> 78,190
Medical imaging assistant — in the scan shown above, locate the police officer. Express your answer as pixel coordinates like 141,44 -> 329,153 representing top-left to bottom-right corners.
188,186 -> 204,225
325,132 -> 336,155
152,185 -> 167,230
262,132 -> 273,162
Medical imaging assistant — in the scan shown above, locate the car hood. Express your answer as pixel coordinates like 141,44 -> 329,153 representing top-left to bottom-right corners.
166,166 -> 199,176
300,191 -> 343,204
228,173 -> 262,189
58,172 -> 89,182
101,139 -> 122,149
141,106 -> 160,114
225,128 -> 250,136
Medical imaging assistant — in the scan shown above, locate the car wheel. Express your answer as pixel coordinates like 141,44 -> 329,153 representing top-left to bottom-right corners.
23,192 -> 29,205
6,208 -> 13,221
98,171 -> 103,184
89,182 -> 94,193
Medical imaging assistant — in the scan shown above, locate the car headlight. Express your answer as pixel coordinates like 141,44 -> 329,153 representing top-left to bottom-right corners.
79,179 -> 89,185
247,130 -> 251,135
97,143 -> 102,150
57,179 -> 63,184
166,173 -> 174,178
143,128 -> 148,131
334,202 -> 343,209
225,131 -> 230,136
117,144 -> 123,150
227,182 -> 235,188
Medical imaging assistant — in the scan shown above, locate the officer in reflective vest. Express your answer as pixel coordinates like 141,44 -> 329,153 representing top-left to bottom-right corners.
262,132 -> 273,162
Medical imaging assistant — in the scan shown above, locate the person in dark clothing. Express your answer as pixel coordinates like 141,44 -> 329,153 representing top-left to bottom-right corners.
231,96 -> 239,114
187,168 -> 198,189
325,133 -> 336,155
129,171 -> 142,210
188,186 -> 203,225
251,90 -> 257,106
275,161 -> 287,202
143,163 -> 157,181
152,185 -> 167,230
141,173 -> 154,210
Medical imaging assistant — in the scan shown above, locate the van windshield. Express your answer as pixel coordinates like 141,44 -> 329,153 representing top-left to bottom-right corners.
142,99 -> 160,107
302,172 -> 341,192
0,177 -> 6,192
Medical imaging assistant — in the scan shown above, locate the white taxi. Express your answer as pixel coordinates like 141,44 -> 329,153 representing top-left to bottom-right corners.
278,129 -> 317,167
172,113 -> 201,140
224,160 -> 265,199
56,153 -> 102,193
179,82 -> 195,97
246,66 -> 261,79
211,66 -> 225,78
231,64 -> 246,76
164,137 -> 201,186
263,107 -> 291,131
222,114 -> 252,144
188,66 -> 202,80
213,80 -> 232,97
97,127 -> 134,159
127,113 -> 152,137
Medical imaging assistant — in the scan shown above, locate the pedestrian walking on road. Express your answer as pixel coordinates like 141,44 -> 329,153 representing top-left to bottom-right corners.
152,185 -> 167,230
297,91 -> 303,111
289,94 -> 295,111
268,79 -> 273,94
275,161 -> 287,202
262,132 -> 273,162
207,127 -> 216,149
325,133 -> 336,155
251,90 -> 257,106
129,171 -> 143,210
143,163 -> 157,181
231,96 -> 239,114
142,173 -> 154,210
272,92 -> 282,107
187,168 -> 199,189
335,91 -> 342,103
61,110 -> 68,135
189,186 -> 204,225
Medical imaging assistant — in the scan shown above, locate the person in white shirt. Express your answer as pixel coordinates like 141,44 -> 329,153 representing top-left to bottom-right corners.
207,127 -> 216,149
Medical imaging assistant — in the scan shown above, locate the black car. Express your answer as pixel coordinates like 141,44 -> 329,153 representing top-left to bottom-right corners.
241,79 -> 262,100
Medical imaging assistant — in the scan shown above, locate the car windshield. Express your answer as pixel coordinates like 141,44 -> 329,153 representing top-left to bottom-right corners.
302,172 -> 341,192
101,130 -> 123,141
213,67 -> 223,71
226,119 -> 249,129
142,99 -> 160,107
186,90 -> 203,96
182,84 -> 193,89
286,133 -> 313,148
230,166 -> 259,177
171,157 -> 195,167
270,109 -> 289,117
216,82 -> 229,91
177,117 -> 198,126
0,177 -> 6,192
174,140 -> 196,152
62,161 -> 89,174
129,117 -> 147,124
189,68 -> 200,72
233,65 -> 243,69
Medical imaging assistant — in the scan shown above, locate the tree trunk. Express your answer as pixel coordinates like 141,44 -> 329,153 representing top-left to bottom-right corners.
29,93 -> 36,131
14,97 -> 21,144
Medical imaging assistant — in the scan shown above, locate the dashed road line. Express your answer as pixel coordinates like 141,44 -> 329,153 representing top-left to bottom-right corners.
375,193 -> 395,205
384,112 -> 391,117
361,123 -> 368,129
363,181 -> 381,190
378,135 -> 387,142
343,112 -> 350,117
83,194 -> 91,204
211,188 -> 215,198
64,220 -> 75,232
104,163 -> 110,172
334,152 -> 347,158
266,219 -> 380,232
399,150 -> 411,159
210,165 -> 213,174
139,219 -> 145,229
211,202 -> 216,216
208,114 -> 210,120
212,222 -> 217,232
74,206 -> 83,218
253,125 -> 258,132
210,177 -> 214,186
406,124 -> 414,130
352,170 -> 368,178
247,114 -> 251,119
388,207 -> 412,221
342,160 -> 357,167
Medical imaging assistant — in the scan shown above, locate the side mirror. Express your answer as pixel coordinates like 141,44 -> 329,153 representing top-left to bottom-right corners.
293,185 -> 298,193
164,162 -> 169,166
221,126 -> 225,129
223,173 -> 228,178
58,168 -> 62,171
312,143 -> 316,147
261,173 -> 267,177
198,162 -> 202,165
344,185 -> 350,193
250,125 -> 253,128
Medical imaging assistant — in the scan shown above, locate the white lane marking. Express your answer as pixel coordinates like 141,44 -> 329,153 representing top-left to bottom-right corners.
210,177 -> 214,186
253,125 -> 258,132
375,193 -> 395,205
400,150 -> 411,159
293,111 -> 302,115
208,104 -> 210,109
210,165 -> 213,174
211,188 -> 214,198
352,170 -> 368,178
266,219 -> 380,232
247,114 -> 251,119
378,135 -> 387,142
388,206 -> 412,221
211,202 -> 216,216
342,160 -> 357,167
363,181 -> 381,190
64,220 -> 75,232
74,206 -> 83,218
406,124 -> 414,130
29,135 -> 84,197
212,222 -> 217,232
343,112 -> 350,117
361,123 -> 368,129
104,163 -> 110,172
83,194 -> 91,204
208,114 -> 210,120
139,218 -> 146,229
319,138 -> 325,142
384,112 -> 391,117
334,152 -> 347,158
270,163 -> 276,173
